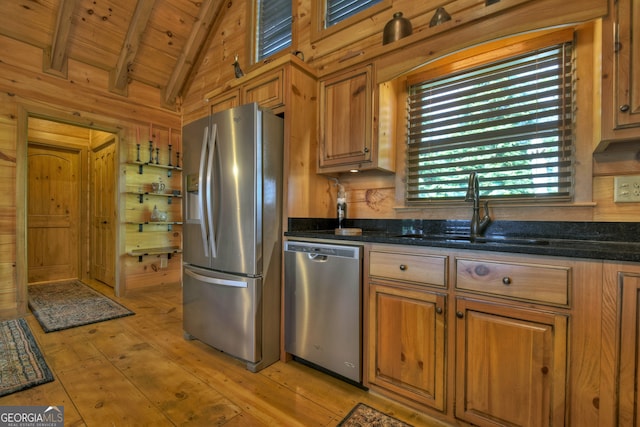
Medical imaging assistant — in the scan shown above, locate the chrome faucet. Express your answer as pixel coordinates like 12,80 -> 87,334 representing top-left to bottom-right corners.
465,172 -> 491,241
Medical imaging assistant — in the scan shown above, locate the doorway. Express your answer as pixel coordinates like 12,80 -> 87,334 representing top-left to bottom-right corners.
26,117 -> 118,290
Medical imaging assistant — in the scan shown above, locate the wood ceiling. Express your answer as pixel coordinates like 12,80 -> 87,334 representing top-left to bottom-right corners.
0,0 -> 227,108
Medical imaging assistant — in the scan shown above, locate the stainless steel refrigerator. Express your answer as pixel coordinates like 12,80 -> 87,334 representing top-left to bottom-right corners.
182,103 -> 283,372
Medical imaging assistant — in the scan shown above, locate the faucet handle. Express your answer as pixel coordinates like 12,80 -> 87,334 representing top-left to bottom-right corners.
483,199 -> 490,216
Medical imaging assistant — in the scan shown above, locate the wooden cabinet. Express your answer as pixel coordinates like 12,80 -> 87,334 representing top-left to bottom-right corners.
454,297 -> 567,427
617,270 -> 640,426
369,283 -> 446,411
453,255 -> 570,427
204,59 -> 287,117
597,0 -> 640,149
208,90 -> 239,115
242,68 -> 285,110
318,64 -> 396,173
319,65 -> 372,170
366,247 -> 447,410
363,245 -> 606,426
601,262 -> 640,427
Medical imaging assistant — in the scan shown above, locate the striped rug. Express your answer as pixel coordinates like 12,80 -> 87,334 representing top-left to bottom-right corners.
28,280 -> 134,333
0,318 -> 54,397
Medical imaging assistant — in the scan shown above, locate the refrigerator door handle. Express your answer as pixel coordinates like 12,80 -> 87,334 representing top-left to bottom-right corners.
184,267 -> 248,288
198,126 -> 209,257
206,124 -> 218,258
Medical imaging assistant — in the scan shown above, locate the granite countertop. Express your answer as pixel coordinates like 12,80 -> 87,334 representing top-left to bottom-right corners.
285,218 -> 640,263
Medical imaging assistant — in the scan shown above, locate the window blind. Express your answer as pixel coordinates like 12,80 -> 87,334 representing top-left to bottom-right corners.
326,0 -> 382,27
406,43 -> 574,202
257,0 -> 292,60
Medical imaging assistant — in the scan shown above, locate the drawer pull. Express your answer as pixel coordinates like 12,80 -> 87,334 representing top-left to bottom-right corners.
399,264 -> 407,271
436,306 -> 443,315
456,311 -> 464,319
502,276 -> 512,285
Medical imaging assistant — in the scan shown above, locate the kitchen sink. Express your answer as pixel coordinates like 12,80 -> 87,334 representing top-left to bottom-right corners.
394,234 -> 550,246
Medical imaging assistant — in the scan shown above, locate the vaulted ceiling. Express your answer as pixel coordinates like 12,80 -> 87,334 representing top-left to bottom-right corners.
0,0 -> 227,107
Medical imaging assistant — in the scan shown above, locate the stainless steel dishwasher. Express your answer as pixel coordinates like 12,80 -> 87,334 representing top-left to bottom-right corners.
284,240 -> 363,383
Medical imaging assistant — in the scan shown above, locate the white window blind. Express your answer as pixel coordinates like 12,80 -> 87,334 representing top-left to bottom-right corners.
257,0 -> 292,60
326,0 -> 382,27
406,43 -> 574,202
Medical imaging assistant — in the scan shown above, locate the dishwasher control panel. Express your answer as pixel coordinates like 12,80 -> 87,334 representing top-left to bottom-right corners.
284,241 -> 360,259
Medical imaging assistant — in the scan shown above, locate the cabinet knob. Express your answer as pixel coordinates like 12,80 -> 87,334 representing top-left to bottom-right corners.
102,221 -> 108,224
620,104 -> 630,113
363,147 -> 370,153
399,264 -> 407,271
502,276 -> 512,285
436,306 -> 443,315
614,41 -> 623,53
456,311 -> 464,319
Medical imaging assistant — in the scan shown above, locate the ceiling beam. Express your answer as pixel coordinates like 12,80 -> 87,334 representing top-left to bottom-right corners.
109,0 -> 156,96
43,0 -> 79,77
162,0 -> 225,107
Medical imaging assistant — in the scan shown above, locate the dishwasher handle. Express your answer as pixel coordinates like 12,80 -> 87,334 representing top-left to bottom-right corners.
307,253 -> 328,262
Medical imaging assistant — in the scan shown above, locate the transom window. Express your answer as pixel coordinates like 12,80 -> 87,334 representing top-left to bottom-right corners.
325,0 -> 382,28
406,42 -> 575,202
256,0 -> 292,61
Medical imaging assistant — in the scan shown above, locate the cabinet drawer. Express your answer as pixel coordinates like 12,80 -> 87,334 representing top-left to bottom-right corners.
456,258 -> 570,305
369,251 -> 446,287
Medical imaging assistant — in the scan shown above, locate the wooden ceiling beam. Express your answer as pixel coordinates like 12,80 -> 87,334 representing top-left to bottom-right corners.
43,0 -> 79,77
162,0 -> 225,107
109,0 -> 156,96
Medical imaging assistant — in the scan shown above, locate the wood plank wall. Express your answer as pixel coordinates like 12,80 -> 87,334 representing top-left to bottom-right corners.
0,35 -> 181,317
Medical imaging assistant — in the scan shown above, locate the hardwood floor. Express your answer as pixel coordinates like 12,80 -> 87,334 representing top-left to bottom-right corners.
1,280 -> 449,426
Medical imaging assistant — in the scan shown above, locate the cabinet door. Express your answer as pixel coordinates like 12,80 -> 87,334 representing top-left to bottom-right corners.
455,298 -> 567,427
319,65 -> 373,170
618,272 -> 640,426
242,68 -> 285,111
369,283 -> 446,411
209,90 -> 240,115
599,0 -> 640,146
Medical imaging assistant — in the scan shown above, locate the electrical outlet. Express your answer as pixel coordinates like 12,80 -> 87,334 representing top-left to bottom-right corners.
614,175 -> 640,202
160,254 -> 168,268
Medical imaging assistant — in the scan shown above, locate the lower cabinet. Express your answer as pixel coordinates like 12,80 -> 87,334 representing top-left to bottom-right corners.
365,244 -> 588,426
368,282 -> 446,411
603,262 -> 640,427
454,297 -> 568,427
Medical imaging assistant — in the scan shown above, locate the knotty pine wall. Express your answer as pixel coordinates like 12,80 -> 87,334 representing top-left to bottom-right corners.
182,0 -> 639,223
0,35 -> 181,317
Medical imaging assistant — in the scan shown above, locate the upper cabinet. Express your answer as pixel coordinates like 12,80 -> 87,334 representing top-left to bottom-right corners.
318,64 -> 396,174
597,0 -> 640,150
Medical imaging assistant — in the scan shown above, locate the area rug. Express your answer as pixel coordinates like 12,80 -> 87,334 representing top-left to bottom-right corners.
337,403 -> 414,427
0,318 -> 54,396
28,280 -> 134,333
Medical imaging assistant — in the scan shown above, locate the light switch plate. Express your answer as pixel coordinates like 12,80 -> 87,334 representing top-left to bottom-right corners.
614,175 -> 640,202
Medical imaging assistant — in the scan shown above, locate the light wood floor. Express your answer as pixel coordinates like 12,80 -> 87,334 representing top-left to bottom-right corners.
1,280 -> 449,426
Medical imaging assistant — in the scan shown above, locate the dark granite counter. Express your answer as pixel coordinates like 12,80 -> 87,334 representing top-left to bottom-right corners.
285,218 -> 640,262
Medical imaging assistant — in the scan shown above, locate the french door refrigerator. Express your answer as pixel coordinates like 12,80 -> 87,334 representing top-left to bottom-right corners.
182,103 -> 283,372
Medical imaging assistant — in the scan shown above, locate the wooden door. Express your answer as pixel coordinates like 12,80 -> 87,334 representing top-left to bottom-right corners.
27,145 -> 81,283
91,141 -> 116,287
369,282 -> 446,410
618,271 -> 640,426
455,297 -> 567,427
319,64 -> 373,169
